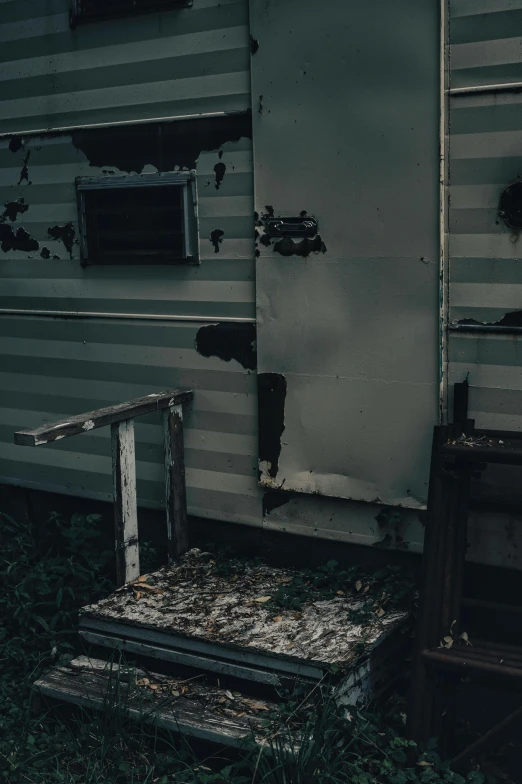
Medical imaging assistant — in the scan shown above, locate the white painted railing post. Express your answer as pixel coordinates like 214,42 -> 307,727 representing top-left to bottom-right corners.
111,419 -> 140,587
163,403 -> 189,561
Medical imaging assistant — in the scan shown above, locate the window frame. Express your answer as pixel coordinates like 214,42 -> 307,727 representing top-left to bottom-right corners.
70,0 -> 192,28
76,171 -> 199,267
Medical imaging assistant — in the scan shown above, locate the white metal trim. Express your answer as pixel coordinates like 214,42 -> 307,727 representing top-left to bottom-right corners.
0,308 -> 255,323
0,110 -> 242,141
449,82 -> 522,96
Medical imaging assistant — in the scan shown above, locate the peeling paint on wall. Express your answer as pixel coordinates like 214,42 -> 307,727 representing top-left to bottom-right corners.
1,199 -> 28,223
18,151 -> 31,185
213,162 -> 226,190
71,114 -> 252,174
47,223 -> 76,259
8,136 -> 23,153
0,224 -> 39,253
258,372 -> 287,481
40,247 -> 51,260
457,311 -> 522,329
195,323 -> 256,371
210,229 -> 224,253
273,235 -> 326,257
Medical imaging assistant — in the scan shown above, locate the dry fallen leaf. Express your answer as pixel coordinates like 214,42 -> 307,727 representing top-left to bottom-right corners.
171,690 -> 180,697
355,580 -> 363,592
375,607 -> 385,618
336,590 -> 344,596
244,699 -> 270,711
225,690 -> 234,700
254,596 -> 271,603
272,615 -> 283,623
138,575 -> 149,583
134,591 -> 142,601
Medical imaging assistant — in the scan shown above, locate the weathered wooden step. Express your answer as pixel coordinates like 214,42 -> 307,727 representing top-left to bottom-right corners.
34,656 -> 275,749
80,549 -> 411,697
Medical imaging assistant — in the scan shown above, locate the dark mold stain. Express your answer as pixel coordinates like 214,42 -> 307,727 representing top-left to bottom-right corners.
210,229 -> 224,253
0,224 -> 39,253
299,210 -> 307,217
71,113 -> 252,174
263,490 -> 294,516
250,35 -> 259,55
9,136 -> 23,153
48,223 -> 75,258
258,372 -> 287,479
18,150 -> 31,185
40,247 -> 51,259
259,234 -> 271,247
254,211 -> 259,222
2,198 -> 28,222
273,235 -> 327,257
53,254 -> 60,260
458,311 -> 522,328
258,95 -> 263,115
265,205 -> 274,218
218,150 -> 223,159
213,161 -> 226,190
255,248 -> 260,257
195,323 -> 256,371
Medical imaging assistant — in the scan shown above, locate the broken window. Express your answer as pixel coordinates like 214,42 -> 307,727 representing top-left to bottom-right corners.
76,173 -> 198,266
70,0 -> 192,27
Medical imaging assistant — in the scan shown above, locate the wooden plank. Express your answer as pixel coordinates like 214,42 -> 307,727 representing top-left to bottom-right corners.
79,629 -> 283,686
163,403 -> 188,560
14,388 -> 193,447
34,657 -> 272,749
112,420 -> 139,587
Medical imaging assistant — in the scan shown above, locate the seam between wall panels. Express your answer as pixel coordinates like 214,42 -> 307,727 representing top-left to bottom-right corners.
440,0 -> 450,424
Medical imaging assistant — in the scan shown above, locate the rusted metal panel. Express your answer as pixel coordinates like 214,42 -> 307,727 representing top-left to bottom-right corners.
250,0 -> 440,508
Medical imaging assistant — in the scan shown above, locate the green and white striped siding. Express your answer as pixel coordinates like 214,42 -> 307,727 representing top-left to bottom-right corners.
449,0 -> 522,430
0,0 -> 250,134
0,134 -> 262,525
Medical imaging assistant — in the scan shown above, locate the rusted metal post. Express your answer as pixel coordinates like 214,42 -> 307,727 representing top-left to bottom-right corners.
163,403 -> 189,561
111,419 -> 139,587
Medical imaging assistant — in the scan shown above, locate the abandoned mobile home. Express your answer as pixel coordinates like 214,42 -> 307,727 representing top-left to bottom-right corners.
2,0 -> 522,760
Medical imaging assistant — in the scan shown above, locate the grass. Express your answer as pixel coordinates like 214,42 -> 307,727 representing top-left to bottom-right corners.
0,508 -> 488,784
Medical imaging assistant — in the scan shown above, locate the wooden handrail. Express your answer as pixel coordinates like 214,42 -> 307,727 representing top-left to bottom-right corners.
14,388 -> 193,446
14,388 -> 193,586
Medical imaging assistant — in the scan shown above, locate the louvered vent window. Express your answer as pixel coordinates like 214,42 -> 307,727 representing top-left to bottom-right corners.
70,0 -> 192,26
76,173 -> 198,266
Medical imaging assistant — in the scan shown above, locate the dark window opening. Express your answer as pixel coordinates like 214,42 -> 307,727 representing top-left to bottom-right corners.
70,0 -> 192,27
77,173 -> 198,266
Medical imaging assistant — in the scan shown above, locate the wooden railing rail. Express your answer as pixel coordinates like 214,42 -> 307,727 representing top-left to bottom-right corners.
14,389 -> 193,587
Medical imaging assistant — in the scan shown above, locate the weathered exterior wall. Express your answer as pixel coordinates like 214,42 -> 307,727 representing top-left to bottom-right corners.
447,0 -> 522,570
0,0 -> 250,133
250,0 -> 440,509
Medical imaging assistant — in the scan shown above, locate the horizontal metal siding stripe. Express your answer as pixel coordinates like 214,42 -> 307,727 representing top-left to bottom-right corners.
451,130 -> 522,160
0,2 -> 250,131
449,233 -> 522,257
0,4 -> 248,57
451,258 -> 522,284
450,305 -> 521,322
451,64 -> 522,90
0,72 -> 251,122
0,94 -> 252,135
0,259 -> 254,282
0,49 -> 250,106
451,1 -> 522,17
451,157 -> 522,186
0,27 -> 248,82
449,208 -> 499,233
450,334 -> 522,366
451,102 -> 522,135
451,11 -> 522,45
